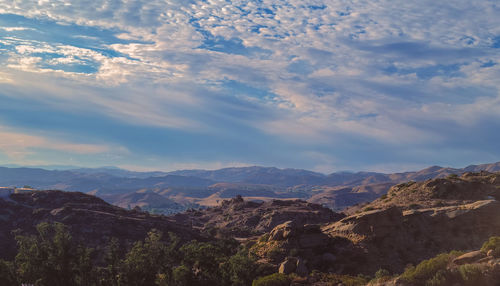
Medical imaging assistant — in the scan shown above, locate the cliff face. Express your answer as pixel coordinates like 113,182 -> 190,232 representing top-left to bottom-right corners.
322,172 -> 500,274
0,190 -> 202,260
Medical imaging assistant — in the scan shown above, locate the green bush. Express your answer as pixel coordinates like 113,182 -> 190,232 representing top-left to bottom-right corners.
252,273 -> 290,286
481,236 -> 500,256
400,253 -> 452,283
458,264 -> 483,285
375,268 -> 390,279
266,247 -> 284,261
425,269 -> 448,286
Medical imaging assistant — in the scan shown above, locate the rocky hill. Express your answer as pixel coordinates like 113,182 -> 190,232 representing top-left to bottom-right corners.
172,196 -> 344,238
250,171 -> 500,277
0,190 -> 202,260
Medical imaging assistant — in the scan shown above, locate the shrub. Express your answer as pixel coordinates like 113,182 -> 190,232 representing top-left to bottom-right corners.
375,268 -> 390,279
380,194 -> 388,200
400,253 -> 453,283
480,236 -> 500,257
252,273 -> 290,286
458,264 -> 483,285
311,273 -> 368,286
266,247 -> 284,261
425,269 -> 448,286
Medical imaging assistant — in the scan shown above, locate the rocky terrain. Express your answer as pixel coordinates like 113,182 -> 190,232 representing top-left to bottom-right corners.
0,190 -> 201,260
249,171 -> 500,278
172,195 -> 344,238
2,169 -> 500,285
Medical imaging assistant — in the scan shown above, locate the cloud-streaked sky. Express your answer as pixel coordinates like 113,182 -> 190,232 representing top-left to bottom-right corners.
0,0 -> 499,173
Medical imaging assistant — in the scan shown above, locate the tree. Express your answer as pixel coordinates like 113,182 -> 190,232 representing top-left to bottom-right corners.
0,259 -> 17,285
14,222 -> 94,286
119,230 -> 179,286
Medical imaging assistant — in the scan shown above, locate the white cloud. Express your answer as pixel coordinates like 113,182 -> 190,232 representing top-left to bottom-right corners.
0,0 -> 499,169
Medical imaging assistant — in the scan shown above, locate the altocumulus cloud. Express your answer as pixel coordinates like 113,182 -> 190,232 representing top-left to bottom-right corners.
0,0 -> 499,172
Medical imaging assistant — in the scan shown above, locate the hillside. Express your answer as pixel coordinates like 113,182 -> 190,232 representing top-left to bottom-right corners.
2,162 -> 500,213
0,190 -> 201,260
0,162 -> 499,214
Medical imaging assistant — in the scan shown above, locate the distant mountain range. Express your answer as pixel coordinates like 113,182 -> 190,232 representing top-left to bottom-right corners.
0,161 -> 499,212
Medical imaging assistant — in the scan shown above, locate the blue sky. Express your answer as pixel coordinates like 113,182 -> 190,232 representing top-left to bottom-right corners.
0,0 -> 499,173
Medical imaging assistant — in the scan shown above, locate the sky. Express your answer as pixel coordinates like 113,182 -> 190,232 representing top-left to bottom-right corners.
0,0 -> 499,173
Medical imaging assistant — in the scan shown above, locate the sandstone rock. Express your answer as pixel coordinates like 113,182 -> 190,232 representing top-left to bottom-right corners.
487,249 -> 494,257
270,221 -> 296,241
453,250 -> 485,265
279,258 -> 297,274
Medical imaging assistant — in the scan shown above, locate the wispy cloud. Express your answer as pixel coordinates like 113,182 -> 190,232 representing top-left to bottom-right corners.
0,124 -> 125,161
0,0 -> 499,171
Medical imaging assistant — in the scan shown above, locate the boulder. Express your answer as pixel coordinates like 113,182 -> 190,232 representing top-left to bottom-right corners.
270,221 -> 296,241
453,250 -> 485,265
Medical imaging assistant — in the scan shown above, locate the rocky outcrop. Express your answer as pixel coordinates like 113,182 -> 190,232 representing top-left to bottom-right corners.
173,197 -> 344,238
452,250 -> 484,265
322,172 -> 500,274
251,219 -> 357,276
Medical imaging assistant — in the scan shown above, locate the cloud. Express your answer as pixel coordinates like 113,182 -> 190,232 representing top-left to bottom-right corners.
0,124 -> 124,160
0,0 -> 499,171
